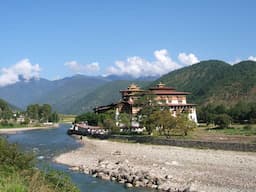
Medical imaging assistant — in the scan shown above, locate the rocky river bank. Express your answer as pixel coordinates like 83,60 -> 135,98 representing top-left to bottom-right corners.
55,136 -> 256,192
70,153 -> 191,192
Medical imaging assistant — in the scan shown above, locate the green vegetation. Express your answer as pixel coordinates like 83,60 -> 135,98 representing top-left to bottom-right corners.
1,60 -> 256,115
26,104 -> 59,123
76,107 -> 197,137
204,124 -> 256,136
0,137 -> 79,192
139,109 -> 196,137
68,80 -> 151,114
0,98 -> 59,128
0,75 -> 108,113
75,110 -> 119,133
59,114 -> 76,123
0,99 -> 13,120
197,102 -> 256,129
152,60 -> 256,107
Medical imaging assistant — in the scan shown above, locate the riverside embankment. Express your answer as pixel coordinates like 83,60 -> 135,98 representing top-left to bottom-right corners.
0,124 -> 59,134
54,136 -> 256,192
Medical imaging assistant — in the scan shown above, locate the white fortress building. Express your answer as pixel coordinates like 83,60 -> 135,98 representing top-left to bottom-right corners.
95,83 -> 198,124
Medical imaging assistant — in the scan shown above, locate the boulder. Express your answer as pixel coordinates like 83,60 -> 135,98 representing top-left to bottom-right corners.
125,183 -> 133,188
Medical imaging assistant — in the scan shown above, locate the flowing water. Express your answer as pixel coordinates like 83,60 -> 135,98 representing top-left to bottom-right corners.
5,124 -> 151,192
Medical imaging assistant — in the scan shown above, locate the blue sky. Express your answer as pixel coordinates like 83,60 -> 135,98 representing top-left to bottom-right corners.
0,0 -> 256,85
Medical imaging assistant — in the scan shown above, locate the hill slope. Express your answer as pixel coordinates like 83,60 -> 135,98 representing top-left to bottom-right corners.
0,75 -> 109,111
34,75 -> 110,113
152,60 -> 256,106
0,98 -> 19,112
66,80 -> 151,114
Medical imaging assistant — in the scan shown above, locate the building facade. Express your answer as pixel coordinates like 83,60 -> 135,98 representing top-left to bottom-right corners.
94,83 -> 197,124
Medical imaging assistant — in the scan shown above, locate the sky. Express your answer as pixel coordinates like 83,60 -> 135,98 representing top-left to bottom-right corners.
0,0 -> 256,86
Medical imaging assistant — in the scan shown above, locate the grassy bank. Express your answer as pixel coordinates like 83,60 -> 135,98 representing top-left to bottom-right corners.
0,137 -> 79,192
59,114 -> 75,123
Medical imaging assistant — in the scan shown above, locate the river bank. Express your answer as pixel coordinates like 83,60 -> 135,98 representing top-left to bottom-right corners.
54,136 -> 256,192
0,123 -> 59,134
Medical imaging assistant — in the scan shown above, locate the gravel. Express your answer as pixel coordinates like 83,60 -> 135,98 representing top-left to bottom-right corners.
54,136 -> 256,192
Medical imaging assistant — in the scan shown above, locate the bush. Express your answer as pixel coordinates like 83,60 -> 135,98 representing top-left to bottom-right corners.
243,125 -> 252,130
0,137 -> 79,192
214,114 -> 232,129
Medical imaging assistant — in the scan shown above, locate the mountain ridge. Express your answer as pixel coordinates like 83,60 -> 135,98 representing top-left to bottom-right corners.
1,60 -> 256,114
152,60 -> 256,106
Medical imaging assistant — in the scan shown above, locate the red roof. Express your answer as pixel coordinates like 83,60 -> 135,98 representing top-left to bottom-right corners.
151,90 -> 190,95
149,87 -> 176,91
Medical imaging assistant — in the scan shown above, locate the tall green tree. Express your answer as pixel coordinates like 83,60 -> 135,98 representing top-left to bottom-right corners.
26,104 -> 40,120
0,99 -> 12,120
119,112 -> 131,130
39,104 -> 52,122
49,112 -> 59,123
214,114 -> 232,129
75,112 -> 99,125
26,104 -> 57,123
176,113 -> 197,136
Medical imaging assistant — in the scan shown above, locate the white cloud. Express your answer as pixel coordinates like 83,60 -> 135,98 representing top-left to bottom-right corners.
178,53 -> 199,65
230,58 -> 242,65
0,59 -> 41,87
248,56 -> 256,61
106,49 -> 199,78
64,61 -> 100,74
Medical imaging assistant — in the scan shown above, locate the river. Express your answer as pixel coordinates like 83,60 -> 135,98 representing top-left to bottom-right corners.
4,124 -> 152,192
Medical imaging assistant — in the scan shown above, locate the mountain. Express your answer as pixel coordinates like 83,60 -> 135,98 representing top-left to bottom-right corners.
0,74 -> 152,114
34,75 -> 110,113
65,80 -> 151,114
0,98 -> 20,112
2,60 -> 255,114
0,75 -> 110,111
105,74 -> 159,81
152,60 -> 256,106
0,78 -> 53,109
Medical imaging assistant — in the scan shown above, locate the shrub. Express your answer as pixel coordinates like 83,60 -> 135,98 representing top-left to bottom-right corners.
243,125 -> 252,130
214,114 -> 232,129
0,137 -> 79,192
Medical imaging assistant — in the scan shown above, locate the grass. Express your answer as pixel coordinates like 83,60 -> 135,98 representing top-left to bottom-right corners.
215,126 -> 256,136
0,123 -> 46,129
0,137 -> 79,192
59,114 -> 75,123
201,124 -> 256,136
0,124 -> 30,129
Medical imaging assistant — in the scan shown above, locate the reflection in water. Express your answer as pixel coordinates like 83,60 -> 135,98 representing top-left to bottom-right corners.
5,124 -> 152,192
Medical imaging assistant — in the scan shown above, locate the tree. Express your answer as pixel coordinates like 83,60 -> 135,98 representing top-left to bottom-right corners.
248,102 -> 256,123
39,104 -> 52,122
49,112 -> 59,123
161,110 -> 177,137
136,95 -> 160,134
75,112 -> 99,125
147,109 -> 177,137
26,104 -> 40,120
214,114 -> 232,129
0,99 -> 12,120
118,112 -> 131,130
176,114 -> 197,136
229,102 -> 250,123
26,104 -> 56,123
94,110 -> 120,133
214,104 -> 227,114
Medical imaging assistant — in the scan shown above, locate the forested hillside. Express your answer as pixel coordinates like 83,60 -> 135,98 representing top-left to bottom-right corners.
1,60 -> 256,115
66,80 -> 151,114
152,60 -> 256,106
0,75 -> 109,110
